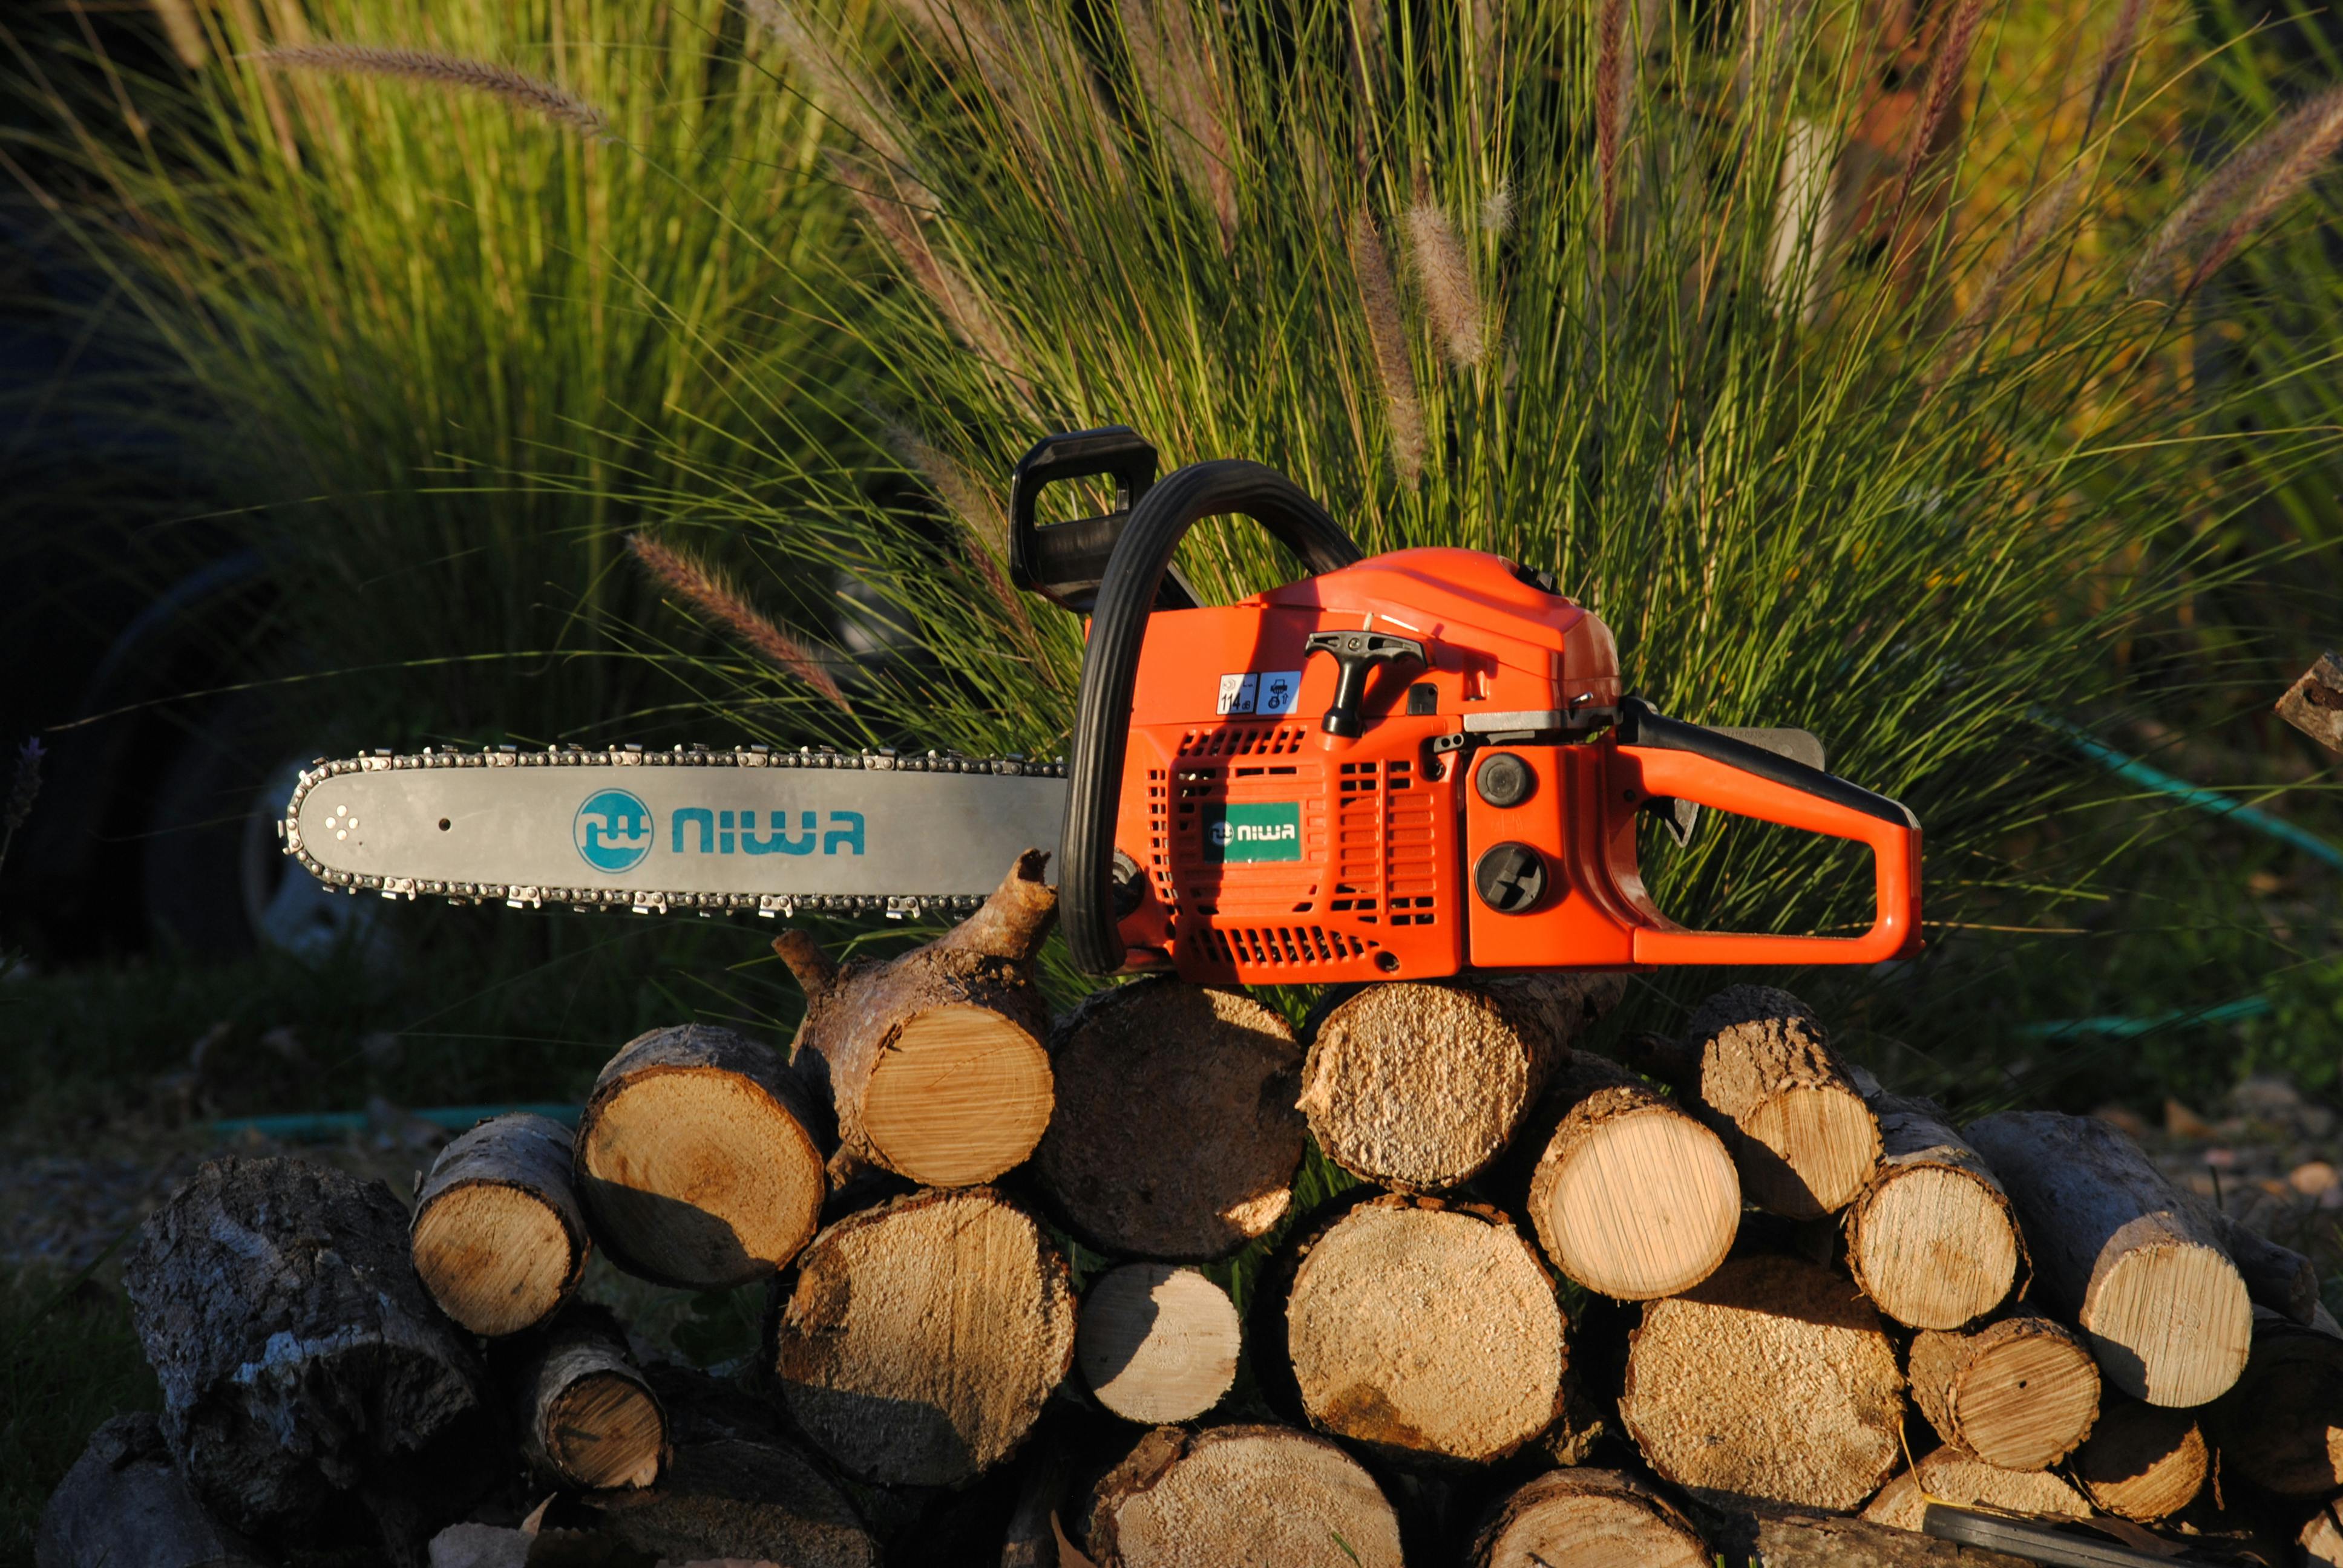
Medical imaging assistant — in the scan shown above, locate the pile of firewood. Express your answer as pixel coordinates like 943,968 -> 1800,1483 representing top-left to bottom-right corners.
37,853 -> 2343,1568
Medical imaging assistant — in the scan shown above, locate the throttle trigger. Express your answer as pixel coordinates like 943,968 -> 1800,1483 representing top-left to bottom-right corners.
1303,630 -> 1427,738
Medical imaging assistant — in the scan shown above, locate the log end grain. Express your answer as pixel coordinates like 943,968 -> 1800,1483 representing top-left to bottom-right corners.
772,1187 -> 1075,1486
2071,1399 -> 2206,1521
1467,1468 -> 1709,1568
2085,1235 -> 2252,1408
411,1183 -> 578,1338
1035,979 -> 1304,1259
1077,1264 -> 1241,1425
1846,1163 -> 2020,1331
1682,986 -> 1880,1219
1860,1450 -> 2090,1532
1285,1197 -> 1567,1465
1907,1316 -> 2100,1473
1620,1253 -> 1902,1511
1527,1076 -> 1739,1301
2302,1501 -> 2343,1568
858,1003 -> 1054,1187
1084,1425 -> 1404,1568
2206,1308 -> 2343,1498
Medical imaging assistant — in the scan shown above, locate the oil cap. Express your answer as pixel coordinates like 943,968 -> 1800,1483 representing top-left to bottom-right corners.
1473,842 -> 1547,913
1475,752 -> 1535,808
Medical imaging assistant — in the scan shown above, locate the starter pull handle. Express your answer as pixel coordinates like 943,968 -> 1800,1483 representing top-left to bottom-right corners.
1303,630 -> 1426,737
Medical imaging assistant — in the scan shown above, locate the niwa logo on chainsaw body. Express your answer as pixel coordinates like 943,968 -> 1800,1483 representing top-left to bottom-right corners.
574,790 -> 866,875
1202,802 -> 1303,864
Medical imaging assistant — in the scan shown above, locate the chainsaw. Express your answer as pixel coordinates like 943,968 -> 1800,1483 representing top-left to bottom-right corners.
281,427 -> 1922,982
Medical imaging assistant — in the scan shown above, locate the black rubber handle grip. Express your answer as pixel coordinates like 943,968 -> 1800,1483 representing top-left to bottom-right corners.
1008,427 -> 1162,610
1617,697 -> 1917,829
1060,460 -> 1364,975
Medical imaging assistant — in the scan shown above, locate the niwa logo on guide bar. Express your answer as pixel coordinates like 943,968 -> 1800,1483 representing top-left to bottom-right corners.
573,789 -> 868,875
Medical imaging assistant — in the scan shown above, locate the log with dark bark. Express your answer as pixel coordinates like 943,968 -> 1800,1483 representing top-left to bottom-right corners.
2069,1397 -> 2206,1521
1634,987 -> 1881,1219
1860,1451 -> 2091,1530
35,1413 -> 270,1568
775,851 -> 1057,1187
1962,1112 -> 2250,1407
2206,1207 -> 2321,1324
1904,1315 -> 2100,1472
1522,1051 -> 1740,1301
514,1308 -> 663,1491
1081,1425 -> 1404,1568
1076,1263 -> 1240,1425
1708,1506 -> 2042,1567
122,1156 -> 494,1565
410,1112 -> 588,1336
1619,1253 -> 1903,1511
2204,1304 -> 2343,1498
772,1186 -> 1076,1486
1297,974 -> 1621,1192
572,1023 -> 827,1289
1467,1468 -> 1709,1568
1032,978 -> 1304,1259
1282,1195 -> 1568,1464
1843,1084 -> 2024,1331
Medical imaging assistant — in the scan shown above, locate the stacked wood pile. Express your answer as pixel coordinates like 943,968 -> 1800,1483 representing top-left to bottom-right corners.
38,855 -> 2343,1567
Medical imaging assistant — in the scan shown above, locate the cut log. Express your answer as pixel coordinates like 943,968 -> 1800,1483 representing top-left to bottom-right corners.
1283,1195 -> 1568,1463
1466,1468 -> 1709,1568
1297,974 -> 1622,1192
410,1111 -> 588,1336
35,1413 -> 270,1568
2069,1398 -> 2206,1521
1962,1112 -> 2251,1407
1033,978 -> 1304,1259
1718,1506 -> 2040,1566
1905,1315 -> 2100,1472
2304,1501 -> 2343,1568
515,1308 -> 663,1491
1619,1253 -> 1902,1511
1843,1087 -> 2024,1330
1077,1263 -> 1240,1425
1522,1052 -> 1740,1301
2204,1305 -> 2343,1498
1649,987 -> 1881,1218
122,1156 -> 493,1564
772,1186 -> 1076,1485
776,850 -> 1056,1187
1082,1425 -> 1404,1568
2206,1207 -> 2320,1324
573,1022 -> 827,1289
1859,1451 -> 2091,1531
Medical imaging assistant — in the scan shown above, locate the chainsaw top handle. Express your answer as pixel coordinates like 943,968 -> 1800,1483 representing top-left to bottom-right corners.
1060,459 -> 1365,975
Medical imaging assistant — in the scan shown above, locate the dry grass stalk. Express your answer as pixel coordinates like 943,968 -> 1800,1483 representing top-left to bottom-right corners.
739,0 -> 920,186
1765,117 -> 1842,322
1349,208 -> 1425,486
1594,0 -> 1625,242
2126,96 -> 2318,296
254,44 -> 612,140
834,156 -> 1031,392
2084,0 -> 2151,138
624,533 -> 854,712
1122,0 -> 1237,248
887,0 -> 1118,192
1925,163 -> 2084,390
151,0 -> 209,68
2188,88 -> 2343,292
883,426 -> 1055,680
1480,182 -> 1515,235
1880,0 -> 1985,241
1406,199 -> 1487,366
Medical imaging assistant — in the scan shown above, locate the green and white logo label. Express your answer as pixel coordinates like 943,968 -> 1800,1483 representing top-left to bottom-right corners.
1204,802 -> 1303,863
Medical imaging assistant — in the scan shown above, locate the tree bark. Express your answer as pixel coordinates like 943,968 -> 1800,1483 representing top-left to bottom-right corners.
1081,1425 -> 1404,1568
1522,1051 -> 1740,1301
1643,987 -> 1881,1219
1858,1451 -> 2090,1532
1709,1506 -> 2042,1567
2204,1304 -> 2343,1497
776,850 -> 1057,1187
410,1112 -> 588,1337
2206,1207 -> 2320,1325
121,1156 -> 493,1566
1282,1195 -> 1569,1465
1033,978 -> 1304,1259
2069,1397 -> 2206,1521
772,1186 -> 1076,1486
1466,1468 -> 1710,1568
514,1307 -> 663,1491
1962,1112 -> 2251,1407
1076,1263 -> 1240,1425
1297,973 -> 1622,1192
36,1413 -> 270,1568
572,1022 -> 828,1289
1904,1315 -> 2100,1472
1843,1086 -> 2024,1330
1620,1253 -> 1903,1511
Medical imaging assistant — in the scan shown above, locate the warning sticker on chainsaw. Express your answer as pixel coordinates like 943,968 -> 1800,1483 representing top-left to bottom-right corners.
1216,670 -> 1302,716
1203,802 -> 1303,863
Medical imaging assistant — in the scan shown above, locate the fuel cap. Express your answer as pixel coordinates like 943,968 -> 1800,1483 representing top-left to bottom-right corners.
1473,842 -> 1547,913
1475,752 -> 1535,809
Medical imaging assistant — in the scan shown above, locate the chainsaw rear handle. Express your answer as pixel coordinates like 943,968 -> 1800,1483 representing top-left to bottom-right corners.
1611,698 -> 1923,965
1061,460 -> 1365,975
1009,426 -> 1198,613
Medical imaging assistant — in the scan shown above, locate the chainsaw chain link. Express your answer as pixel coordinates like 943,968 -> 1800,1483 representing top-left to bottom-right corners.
280,743 -> 1064,921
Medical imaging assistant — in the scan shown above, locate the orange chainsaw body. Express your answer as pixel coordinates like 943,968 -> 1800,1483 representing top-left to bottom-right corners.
1100,546 -> 1923,985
